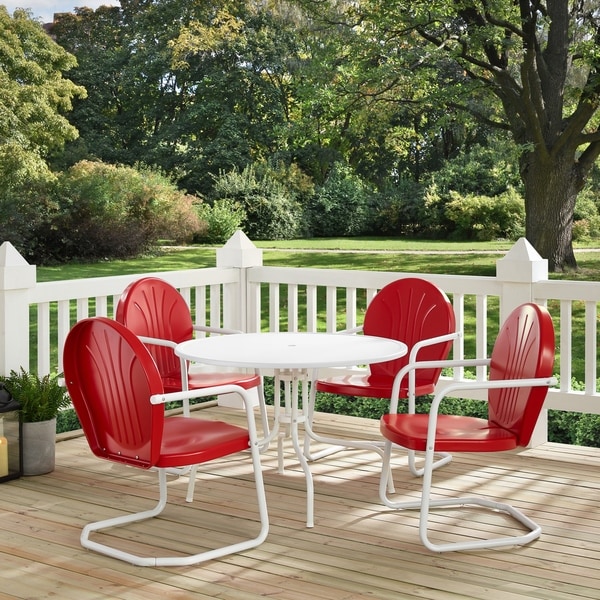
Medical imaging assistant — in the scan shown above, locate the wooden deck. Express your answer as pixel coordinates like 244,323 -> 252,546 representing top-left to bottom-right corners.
1,405 -> 600,600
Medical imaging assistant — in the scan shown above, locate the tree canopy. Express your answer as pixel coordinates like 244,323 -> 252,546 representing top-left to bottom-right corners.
0,7 -> 85,192
43,1 -> 600,270
295,0 -> 600,270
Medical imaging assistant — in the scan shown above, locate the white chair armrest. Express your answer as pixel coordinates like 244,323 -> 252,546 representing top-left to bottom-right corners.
334,326 -> 363,335
408,331 -> 461,363
137,335 -> 177,349
425,375 -> 558,439
150,384 -> 261,440
192,325 -> 243,335
389,356 -> 492,413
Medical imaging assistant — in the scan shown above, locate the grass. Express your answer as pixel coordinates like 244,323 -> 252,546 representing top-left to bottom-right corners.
36,239 -> 600,282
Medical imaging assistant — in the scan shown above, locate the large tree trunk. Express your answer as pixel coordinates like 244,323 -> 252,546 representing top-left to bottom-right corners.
520,151 -> 579,272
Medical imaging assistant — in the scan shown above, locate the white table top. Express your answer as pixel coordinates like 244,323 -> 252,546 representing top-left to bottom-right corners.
175,331 -> 407,370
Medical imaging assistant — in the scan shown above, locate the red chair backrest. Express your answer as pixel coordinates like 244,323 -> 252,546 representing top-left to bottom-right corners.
488,303 -> 555,446
363,278 -> 456,384
116,277 -> 194,379
63,317 -> 165,469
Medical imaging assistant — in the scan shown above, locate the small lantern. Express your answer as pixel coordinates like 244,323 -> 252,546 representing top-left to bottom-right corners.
0,383 -> 22,482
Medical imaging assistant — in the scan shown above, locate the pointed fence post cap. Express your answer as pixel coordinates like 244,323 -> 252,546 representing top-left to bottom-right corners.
216,230 -> 263,268
0,242 -> 36,289
496,238 -> 548,282
0,242 -> 29,267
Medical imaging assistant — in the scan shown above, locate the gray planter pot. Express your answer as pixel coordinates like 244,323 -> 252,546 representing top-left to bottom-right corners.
22,418 -> 56,476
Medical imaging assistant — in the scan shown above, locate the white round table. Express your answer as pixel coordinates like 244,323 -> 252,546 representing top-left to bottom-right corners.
176,332 -> 407,527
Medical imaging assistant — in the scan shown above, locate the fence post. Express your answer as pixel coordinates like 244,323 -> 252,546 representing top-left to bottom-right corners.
216,230 -> 263,333
496,237 -> 549,446
215,231 -> 263,409
0,243 -> 36,376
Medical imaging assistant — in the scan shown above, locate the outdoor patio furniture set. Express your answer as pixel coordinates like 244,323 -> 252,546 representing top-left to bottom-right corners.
62,276 -> 556,566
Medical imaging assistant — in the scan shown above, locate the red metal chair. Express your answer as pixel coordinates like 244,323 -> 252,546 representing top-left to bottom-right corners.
116,276 -> 269,436
304,277 -> 458,476
379,302 -> 556,552
63,317 -> 269,567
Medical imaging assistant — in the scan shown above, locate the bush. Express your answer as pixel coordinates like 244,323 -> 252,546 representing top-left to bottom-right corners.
212,164 -> 302,240
305,163 -> 372,237
39,161 -> 200,263
313,392 -> 488,420
428,140 -> 522,197
370,180 -> 427,236
56,408 -> 81,434
444,187 -> 525,241
573,188 -> 600,241
0,169 -> 60,263
195,199 -> 245,244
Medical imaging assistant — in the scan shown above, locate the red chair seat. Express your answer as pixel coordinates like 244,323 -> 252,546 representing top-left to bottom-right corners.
316,374 -> 436,399
158,417 -> 250,468
381,413 -> 518,453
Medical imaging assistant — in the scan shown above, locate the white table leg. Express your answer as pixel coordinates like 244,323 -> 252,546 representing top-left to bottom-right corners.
274,368 -> 314,527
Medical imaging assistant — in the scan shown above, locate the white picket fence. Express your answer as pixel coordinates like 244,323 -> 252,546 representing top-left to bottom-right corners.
1,232 -> 598,446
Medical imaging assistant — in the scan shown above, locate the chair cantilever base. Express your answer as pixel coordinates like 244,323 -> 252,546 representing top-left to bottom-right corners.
380,493 -> 541,553
81,468 -> 269,567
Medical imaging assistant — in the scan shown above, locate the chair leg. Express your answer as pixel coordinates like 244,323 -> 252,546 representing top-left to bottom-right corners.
380,441 -> 541,552
407,448 -> 452,477
256,378 -> 272,453
186,464 -> 199,502
80,469 -> 170,566
81,451 -> 269,567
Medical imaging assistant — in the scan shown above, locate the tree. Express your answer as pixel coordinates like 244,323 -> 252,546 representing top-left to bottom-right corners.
52,1 -> 303,195
295,0 -> 600,271
0,7 -> 85,192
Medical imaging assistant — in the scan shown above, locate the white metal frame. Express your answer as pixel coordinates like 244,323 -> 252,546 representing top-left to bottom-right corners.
379,358 -> 557,552
80,384 -> 269,567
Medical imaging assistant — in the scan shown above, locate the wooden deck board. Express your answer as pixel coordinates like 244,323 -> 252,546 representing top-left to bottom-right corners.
1,405 -> 600,600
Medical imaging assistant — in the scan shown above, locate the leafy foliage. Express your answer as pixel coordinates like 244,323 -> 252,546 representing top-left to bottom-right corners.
1,368 -> 70,423
444,188 -> 525,241
313,392 -> 488,420
212,165 -> 302,240
36,161 -> 199,263
305,163 -> 372,237
0,8 -> 85,196
0,9 -> 86,263
195,199 -> 245,244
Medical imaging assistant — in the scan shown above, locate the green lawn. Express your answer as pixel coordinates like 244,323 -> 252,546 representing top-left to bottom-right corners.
36,240 -> 600,282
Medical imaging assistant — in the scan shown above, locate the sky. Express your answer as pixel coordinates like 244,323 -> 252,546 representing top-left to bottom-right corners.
2,1 -> 119,23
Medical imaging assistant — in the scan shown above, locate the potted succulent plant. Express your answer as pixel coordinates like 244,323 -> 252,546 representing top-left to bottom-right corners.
1,368 -> 71,475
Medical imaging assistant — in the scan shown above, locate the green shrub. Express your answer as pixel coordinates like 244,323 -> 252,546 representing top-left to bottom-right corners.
573,188 -> 600,240
305,163 -> 372,237
428,140 -> 522,197
39,161 -> 200,263
313,392 -> 488,420
195,199 -> 245,244
56,408 -> 81,434
0,172 -> 60,263
444,188 -> 525,241
212,164 -> 302,240
370,180 -> 427,236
